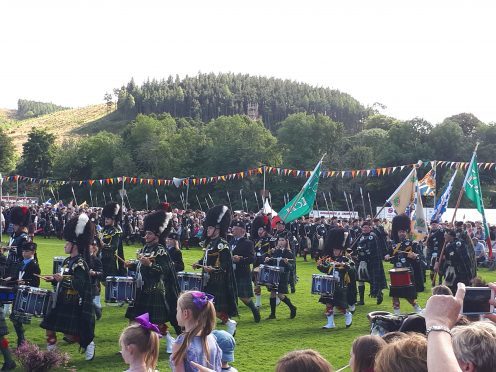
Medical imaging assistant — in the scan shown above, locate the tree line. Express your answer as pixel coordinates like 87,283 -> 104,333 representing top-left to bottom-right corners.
17,99 -> 69,120
1,108 -> 496,212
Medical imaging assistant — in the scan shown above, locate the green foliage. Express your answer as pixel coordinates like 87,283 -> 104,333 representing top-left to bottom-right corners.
442,112 -> 483,137
203,115 -> 281,173
17,99 -> 69,119
364,114 -> 399,131
115,73 -> 369,132
277,113 -> 343,168
17,128 -> 56,178
0,128 -> 17,173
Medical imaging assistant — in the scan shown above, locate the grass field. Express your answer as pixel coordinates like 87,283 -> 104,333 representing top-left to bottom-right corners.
2,235 -> 495,371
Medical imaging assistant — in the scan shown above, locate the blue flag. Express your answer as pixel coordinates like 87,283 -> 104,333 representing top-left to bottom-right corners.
431,170 -> 457,222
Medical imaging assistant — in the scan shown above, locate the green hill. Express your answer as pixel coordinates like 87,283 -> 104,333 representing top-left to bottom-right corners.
1,104 -> 129,152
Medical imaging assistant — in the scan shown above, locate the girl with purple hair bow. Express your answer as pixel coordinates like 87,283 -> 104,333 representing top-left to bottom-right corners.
170,291 -> 223,372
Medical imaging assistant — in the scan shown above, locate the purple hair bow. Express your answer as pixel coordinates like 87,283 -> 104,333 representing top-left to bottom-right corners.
135,313 -> 163,338
191,291 -> 215,310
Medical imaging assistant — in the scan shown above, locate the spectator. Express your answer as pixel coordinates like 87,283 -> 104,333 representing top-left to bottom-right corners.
119,313 -> 160,372
275,349 -> 333,372
381,331 -> 408,344
374,333 -> 427,372
170,291 -> 222,372
349,335 -> 385,372
472,238 -> 486,265
432,285 -> 453,296
212,330 -> 237,372
451,322 -> 496,372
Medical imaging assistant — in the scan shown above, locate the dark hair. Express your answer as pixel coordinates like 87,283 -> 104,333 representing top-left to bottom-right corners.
351,335 -> 386,371
431,285 -> 453,296
276,350 -> 332,372
381,331 -> 409,344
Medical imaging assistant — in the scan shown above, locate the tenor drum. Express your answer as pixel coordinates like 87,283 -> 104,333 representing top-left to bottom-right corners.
105,276 -> 136,304
389,268 -> 413,287
177,272 -> 203,292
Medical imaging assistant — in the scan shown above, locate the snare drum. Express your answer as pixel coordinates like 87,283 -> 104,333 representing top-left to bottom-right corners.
257,265 -> 284,288
52,256 -> 66,274
311,274 -> 338,296
389,268 -> 413,287
105,276 -> 136,304
13,286 -> 53,317
177,272 -> 203,292
0,286 -> 16,304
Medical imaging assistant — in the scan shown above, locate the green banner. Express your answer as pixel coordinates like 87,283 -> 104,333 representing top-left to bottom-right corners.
278,160 -> 321,223
464,152 -> 490,237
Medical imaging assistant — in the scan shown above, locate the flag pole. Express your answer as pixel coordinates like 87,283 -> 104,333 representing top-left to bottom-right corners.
343,191 -> 351,215
0,173 -> 2,243
433,143 -> 479,283
263,165 -> 266,204
368,192 -> 373,218
196,195 -> 203,211
328,191 -> 335,214
204,197 -> 210,210
433,161 -> 437,212
349,193 -> 356,218
360,187 -> 367,219
322,192 -> 330,217
254,191 -> 260,211
226,191 -> 233,212
239,189 -> 244,212
155,188 -> 160,204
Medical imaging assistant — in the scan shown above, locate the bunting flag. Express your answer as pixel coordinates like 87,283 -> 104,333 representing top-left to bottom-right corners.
418,169 -> 436,197
2,159 -> 496,189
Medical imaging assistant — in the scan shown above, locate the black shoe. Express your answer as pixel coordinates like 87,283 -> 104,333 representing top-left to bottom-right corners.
95,307 -> 102,320
267,314 -> 276,320
253,309 -> 261,323
356,300 -> 365,306
290,288 -> 296,294
376,292 -> 383,305
290,306 -> 297,319
1,361 -> 16,371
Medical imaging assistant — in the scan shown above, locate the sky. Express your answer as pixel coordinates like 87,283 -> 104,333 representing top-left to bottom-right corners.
1,0 -> 496,124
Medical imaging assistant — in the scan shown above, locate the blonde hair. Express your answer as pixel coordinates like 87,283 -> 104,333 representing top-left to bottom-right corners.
119,323 -> 160,369
452,322 -> 496,371
275,349 -> 333,372
172,291 -> 216,367
374,333 -> 427,372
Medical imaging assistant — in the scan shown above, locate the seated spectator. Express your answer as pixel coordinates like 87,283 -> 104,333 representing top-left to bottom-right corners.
275,350 -> 333,372
451,322 -> 496,372
212,330 -> 237,372
472,238 -> 486,264
349,335 -> 385,372
374,333 -> 427,372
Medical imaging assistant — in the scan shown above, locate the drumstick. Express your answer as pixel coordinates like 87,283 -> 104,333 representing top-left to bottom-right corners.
335,365 -> 350,372
114,254 -> 126,264
34,274 -> 53,280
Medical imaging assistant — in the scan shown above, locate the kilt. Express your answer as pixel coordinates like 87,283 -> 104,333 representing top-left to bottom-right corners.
319,286 -> 348,309
266,271 -> 289,294
205,273 -> 237,317
40,291 -> 82,336
389,284 -> 417,299
235,271 -> 253,298
125,284 -> 170,325
0,307 -> 9,337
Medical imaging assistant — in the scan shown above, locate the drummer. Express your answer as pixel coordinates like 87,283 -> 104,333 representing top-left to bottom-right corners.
384,214 -> 425,315
124,210 -> 181,338
316,228 -> 354,329
9,242 -> 40,347
40,214 -> 96,361
264,237 -> 297,320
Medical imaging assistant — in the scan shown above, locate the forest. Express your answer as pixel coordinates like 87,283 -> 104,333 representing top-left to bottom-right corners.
1,74 -> 496,212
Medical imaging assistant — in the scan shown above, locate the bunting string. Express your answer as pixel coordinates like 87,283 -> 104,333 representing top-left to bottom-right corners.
1,160 -> 495,188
